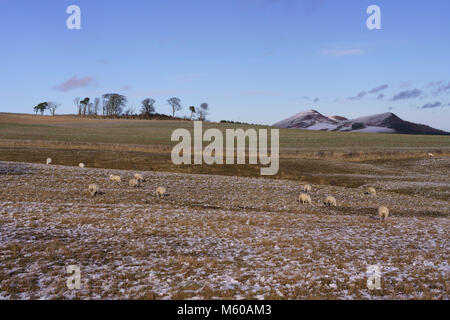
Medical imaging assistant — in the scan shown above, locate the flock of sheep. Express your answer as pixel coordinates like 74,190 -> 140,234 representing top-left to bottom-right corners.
298,184 -> 390,222
90,173 -> 166,199
46,158 -> 166,200
46,157 -> 389,222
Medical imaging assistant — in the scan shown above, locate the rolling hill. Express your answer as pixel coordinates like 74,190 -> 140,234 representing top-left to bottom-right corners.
273,109 -> 449,135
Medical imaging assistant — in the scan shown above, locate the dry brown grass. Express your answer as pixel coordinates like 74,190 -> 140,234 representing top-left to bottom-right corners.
0,115 -> 448,300
0,161 -> 448,300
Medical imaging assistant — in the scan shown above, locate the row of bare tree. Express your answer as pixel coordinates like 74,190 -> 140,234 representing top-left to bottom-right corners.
75,95 -> 209,119
74,94 -> 125,116
34,94 -> 210,120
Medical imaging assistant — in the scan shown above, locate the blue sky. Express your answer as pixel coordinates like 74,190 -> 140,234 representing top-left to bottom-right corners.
1,0 -> 449,130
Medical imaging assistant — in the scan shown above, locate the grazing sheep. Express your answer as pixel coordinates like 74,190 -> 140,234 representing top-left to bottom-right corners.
156,186 -> 166,198
365,187 -> 377,196
324,196 -> 337,207
428,153 -> 434,157
298,193 -> 312,205
129,178 -> 140,188
46,158 -> 52,165
378,206 -> 389,222
134,173 -> 145,183
79,163 -> 85,168
88,184 -> 99,197
109,174 -> 121,183
302,184 -> 312,193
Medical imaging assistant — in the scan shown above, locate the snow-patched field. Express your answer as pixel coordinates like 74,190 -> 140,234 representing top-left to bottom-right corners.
0,161 -> 448,299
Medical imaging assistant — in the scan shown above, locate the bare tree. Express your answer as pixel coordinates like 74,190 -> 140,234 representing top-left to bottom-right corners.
80,97 -> 90,115
102,97 -> 107,116
189,106 -> 196,120
102,93 -> 128,116
124,105 -> 136,116
141,98 -> 156,116
47,102 -> 60,116
197,102 -> 209,120
74,97 -> 81,115
88,102 -> 94,115
93,97 -> 100,115
34,102 -> 48,115
167,97 -> 181,117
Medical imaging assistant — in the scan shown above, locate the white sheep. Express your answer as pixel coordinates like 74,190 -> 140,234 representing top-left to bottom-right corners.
298,193 -> 312,205
378,206 -> 389,222
156,186 -> 166,198
46,158 -> 52,165
79,163 -> 85,168
129,178 -> 140,188
428,153 -> 434,157
324,196 -> 337,207
365,187 -> 376,196
134,173 -> 145,183
302,184 -> 312,193
109,174 -> 121,183
88,184 -> 99,197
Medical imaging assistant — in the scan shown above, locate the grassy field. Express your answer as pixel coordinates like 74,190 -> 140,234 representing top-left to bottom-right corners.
1,113 -> 449,150
1,113 -> 449,187
1,113 -> 450,193
0,114 -> 449,299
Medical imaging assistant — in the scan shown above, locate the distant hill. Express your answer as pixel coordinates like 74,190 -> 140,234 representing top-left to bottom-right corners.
273,109 -> 449,135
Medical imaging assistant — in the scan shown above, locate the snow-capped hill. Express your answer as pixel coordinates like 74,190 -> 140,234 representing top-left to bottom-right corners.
328,115 -> 348,122
273,110 -> 449,135
347,112 -> 398,127
336,112 -> 400,133
273,109 -> 338,130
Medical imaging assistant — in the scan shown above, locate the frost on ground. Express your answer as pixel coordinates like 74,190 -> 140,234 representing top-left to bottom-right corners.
0,161 -> 448,300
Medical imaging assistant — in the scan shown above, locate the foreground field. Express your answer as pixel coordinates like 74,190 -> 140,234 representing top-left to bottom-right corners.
0,161 -> 448,299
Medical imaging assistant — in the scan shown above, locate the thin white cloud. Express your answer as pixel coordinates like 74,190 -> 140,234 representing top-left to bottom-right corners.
321,49 -> 364,57
369,84 -> 389,94
53,76 -> 98,92
420,101 -> 442,109
130,89 -> 190,97
240,90 -> 281,97
347,91 -> 367,100
391,89 -> 422,101
166,73 -> 208,82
